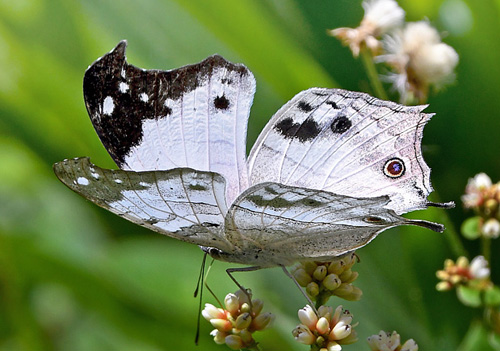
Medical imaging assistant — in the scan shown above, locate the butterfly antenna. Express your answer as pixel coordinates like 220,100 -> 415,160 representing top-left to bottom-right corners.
194,252 -> 209,345
281,265 -> 318,314
194,252 -> 208,298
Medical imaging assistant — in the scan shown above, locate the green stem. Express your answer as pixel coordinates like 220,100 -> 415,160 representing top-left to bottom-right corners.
481,236 -> 491,263
360,49 -> 388,100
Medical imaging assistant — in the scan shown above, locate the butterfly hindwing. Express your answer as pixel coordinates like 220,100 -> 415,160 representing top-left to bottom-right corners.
222,182 -> 444,266
84,41 -> 256,204
53,157 -> 234,251
248,88 -> 433,214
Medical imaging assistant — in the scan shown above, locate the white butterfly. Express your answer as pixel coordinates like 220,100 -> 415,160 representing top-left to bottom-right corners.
54,41 -> 453,267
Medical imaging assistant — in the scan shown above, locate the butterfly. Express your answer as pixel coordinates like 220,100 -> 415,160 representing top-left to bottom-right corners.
54,41 -> 453,267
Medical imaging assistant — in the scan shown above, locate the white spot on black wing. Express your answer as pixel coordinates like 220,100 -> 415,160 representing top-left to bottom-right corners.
103,96 -> 114,115
119,82 -> 129,93
77,177 -> 89,185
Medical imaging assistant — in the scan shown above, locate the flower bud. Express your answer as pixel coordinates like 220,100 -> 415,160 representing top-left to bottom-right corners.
318,305 -> 334,320
224,294 -> 240,315
210,330 -> 227,345
298,305 -> 318,329
436,281 -> 452,291
343,271 -> 359,284
333,283 -> 353,298
316,317 -> 331,335
470,255 -> 490,279
313,265 -> 328,281
251,298 -> 264,315
294,268 -> 313,286
240,302 -> 251,314
292,324 -> 315,345
225,335 -> 244,350
306,282 -> 320,297
239,329 -> 254,344
327,340 -> 342,351
482,218 -> 500,238
339,268 -> 353,281
330,322 -> 351,340
202,303 -> 225,321
323,273 -> 341,290
304,261 -> 318,275
234,289 -> 251,305
457,256 -> 469,268
235,312 -> 252,330
253,312 -> 273,330
210,318 -> 232,332
328,260 -> 344,275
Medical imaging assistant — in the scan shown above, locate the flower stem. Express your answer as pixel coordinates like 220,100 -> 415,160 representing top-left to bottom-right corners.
360,49 -> 388,100
481,236 -> 491,263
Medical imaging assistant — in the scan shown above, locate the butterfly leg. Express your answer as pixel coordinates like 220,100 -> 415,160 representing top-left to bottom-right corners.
281,265 -> 318,314
226,266 -> 263,306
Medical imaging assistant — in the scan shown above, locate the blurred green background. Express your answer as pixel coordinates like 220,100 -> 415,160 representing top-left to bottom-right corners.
1,0 -> 499,350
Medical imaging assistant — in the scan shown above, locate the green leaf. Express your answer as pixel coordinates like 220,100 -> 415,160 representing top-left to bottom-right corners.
458,320 -> 495,351
457,285 -> 482,307
462,217 -> 481,240
488,331 -> 500,350
485,287 -> 500,307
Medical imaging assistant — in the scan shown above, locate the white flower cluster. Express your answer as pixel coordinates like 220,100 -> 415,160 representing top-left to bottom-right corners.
367,330 -> 418,351
330,0 -> 459,103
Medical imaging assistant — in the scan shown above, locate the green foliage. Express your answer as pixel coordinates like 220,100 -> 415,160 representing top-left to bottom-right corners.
462,216 -> 481,240
458,286 -> 482,308
0,0 -> 499,350
485,287 -> 500,307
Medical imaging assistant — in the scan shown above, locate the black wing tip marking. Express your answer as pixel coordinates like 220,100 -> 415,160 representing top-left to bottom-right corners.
426,201 -> 455,209
406,219 -> 446,233
83,41 -> 255,166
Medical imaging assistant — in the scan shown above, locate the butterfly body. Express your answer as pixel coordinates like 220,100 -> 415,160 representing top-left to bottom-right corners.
54,41 -> 453,268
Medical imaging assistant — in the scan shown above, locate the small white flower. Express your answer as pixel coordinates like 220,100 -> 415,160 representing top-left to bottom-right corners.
470,173 -> 493,189
367,330 -> 401,351
298,305 -> 318,329
470,255 -> 490,279
482,218 -> 500,238
329,0 -> 405,57
362,0 -> 405,34
462,173 -> 495,208
292,324 -> 315,345
401,338 -> 418,351
378,21 -> 459,102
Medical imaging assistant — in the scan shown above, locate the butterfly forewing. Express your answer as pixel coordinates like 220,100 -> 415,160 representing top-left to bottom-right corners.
248,88 -> 433,214
84,41 -> 255,204
53,157 -> 234,251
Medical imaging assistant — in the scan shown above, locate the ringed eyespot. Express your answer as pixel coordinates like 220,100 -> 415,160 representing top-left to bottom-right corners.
383,158 -> 405,178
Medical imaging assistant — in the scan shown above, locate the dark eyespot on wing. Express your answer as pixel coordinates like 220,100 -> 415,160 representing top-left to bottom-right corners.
298,101 -> 314,112
330,115 -> 351,134
274,117 -> 321,142
214,95 -> 230,110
